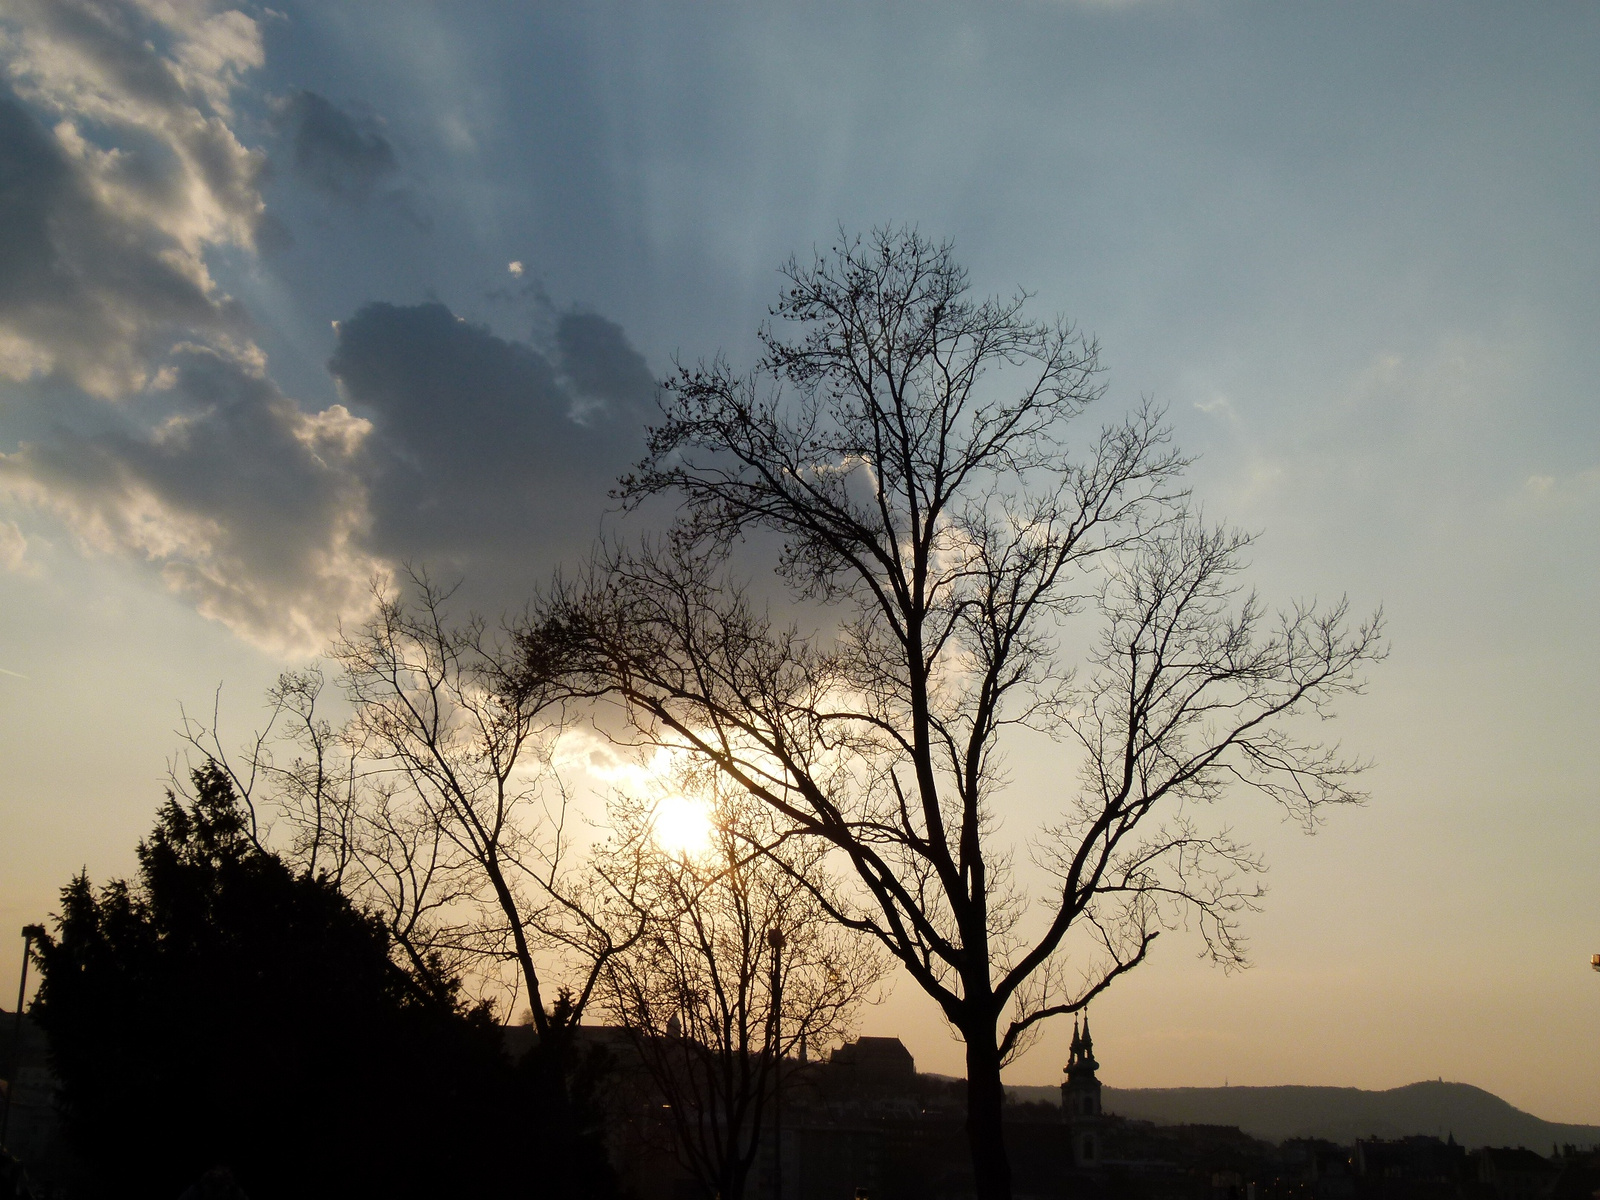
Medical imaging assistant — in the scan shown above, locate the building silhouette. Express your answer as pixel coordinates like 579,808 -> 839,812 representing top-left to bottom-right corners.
1062,1015 -> 1104,1169
16,1004 -> 1597,1200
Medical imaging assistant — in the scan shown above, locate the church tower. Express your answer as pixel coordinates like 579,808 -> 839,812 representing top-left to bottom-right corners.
1062,1014 -> 1103,1168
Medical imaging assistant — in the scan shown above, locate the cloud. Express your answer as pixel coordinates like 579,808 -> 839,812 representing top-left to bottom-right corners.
0,5 -> 656,649
1,300 -> 655,650
1519,466 -> 1600,507
0,0 -> 265,397
277,89 -> 399,206
0,518 -> 39,576
555,311 -> 657,417
328,303 -> 651,599
1193,392 -> 1240,424
0,344 -> 381,654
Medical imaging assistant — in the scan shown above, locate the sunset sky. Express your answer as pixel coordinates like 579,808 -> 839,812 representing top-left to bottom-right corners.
1,1 -> 1596,1123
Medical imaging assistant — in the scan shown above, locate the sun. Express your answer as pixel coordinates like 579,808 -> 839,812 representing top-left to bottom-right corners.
653,794 -> 713,856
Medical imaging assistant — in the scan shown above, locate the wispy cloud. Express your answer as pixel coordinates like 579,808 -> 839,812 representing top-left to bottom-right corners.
0,518 -> 39,576
270,89 -> 428,227
1520,466 -> 1600,506
1194,392 -> 1240,424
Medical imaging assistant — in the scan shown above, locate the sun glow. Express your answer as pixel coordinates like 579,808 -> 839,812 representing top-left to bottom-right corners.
653,794 -> 713,856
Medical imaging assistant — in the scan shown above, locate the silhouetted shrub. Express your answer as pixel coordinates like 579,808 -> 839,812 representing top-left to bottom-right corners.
30,763 -> 617,1200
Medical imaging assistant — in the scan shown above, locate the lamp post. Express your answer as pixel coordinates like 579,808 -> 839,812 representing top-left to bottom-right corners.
767,927 -> 786,1200
1,925 -> 45,1149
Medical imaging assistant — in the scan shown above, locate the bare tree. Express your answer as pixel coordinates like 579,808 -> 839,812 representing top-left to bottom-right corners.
326,572 -> 661,1034
593,781 -> 885,1200
535,228 -> 1384,1200
329,575 -> 565,1030
176,663 -> 494,1008
178,573 -> 645,1031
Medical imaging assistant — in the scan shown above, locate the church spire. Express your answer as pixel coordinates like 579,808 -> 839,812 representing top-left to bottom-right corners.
1062,1010 -> 1104,1169
1066,1008 -> 1099,1075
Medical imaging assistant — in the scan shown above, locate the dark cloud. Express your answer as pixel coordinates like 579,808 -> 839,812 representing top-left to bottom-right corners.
0,1 -> 266,396
556,312 -> 658,416
279,90 -> 399,206
329,302 -> 650,601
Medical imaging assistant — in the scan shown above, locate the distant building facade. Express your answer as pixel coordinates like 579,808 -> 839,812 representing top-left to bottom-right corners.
828,1036 -> 918,1090
1475,1145 -> 1560,1200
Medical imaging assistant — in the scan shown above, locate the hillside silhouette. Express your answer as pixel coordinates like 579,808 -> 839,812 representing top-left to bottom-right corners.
1004,1079 -> 1600,1149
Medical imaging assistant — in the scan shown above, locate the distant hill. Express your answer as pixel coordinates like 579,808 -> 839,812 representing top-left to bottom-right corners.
1002,1080 -> 1600,1150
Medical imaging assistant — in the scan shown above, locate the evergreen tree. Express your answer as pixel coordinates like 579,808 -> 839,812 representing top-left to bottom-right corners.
29,762 -> 616,1199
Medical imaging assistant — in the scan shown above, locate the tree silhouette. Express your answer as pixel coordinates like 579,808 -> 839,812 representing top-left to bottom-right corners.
537,228 -> 1384,1200
176,571 -> 646,1031
593,785 -> 884,1200
29,762 -> 616,1200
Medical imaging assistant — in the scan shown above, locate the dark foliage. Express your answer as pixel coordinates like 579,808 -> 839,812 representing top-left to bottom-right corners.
29,763 -> 616,1200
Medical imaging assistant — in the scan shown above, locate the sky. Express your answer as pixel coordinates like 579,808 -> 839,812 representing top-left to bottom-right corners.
1,0 -> 1597,1123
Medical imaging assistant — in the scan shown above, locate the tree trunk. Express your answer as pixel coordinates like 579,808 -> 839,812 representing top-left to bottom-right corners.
964,1030 -> 1012,1200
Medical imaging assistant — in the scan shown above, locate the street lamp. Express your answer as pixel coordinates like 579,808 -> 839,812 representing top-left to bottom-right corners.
2,924 -> 45,1149
767,928 -> 786,1200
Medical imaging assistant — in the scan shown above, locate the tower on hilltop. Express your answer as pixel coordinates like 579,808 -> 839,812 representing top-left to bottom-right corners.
1062,1014 -> 1103,1168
